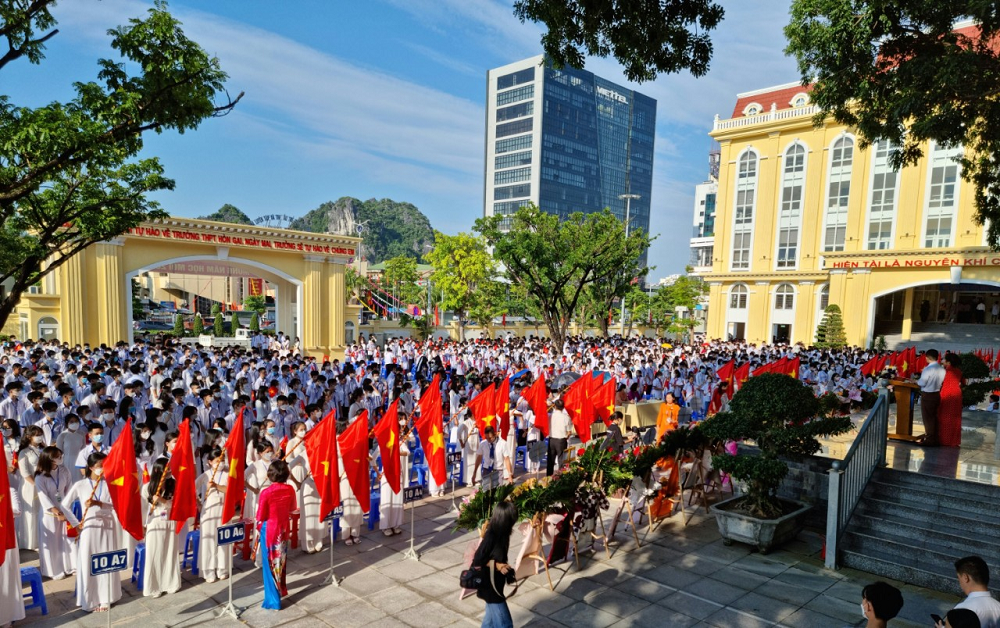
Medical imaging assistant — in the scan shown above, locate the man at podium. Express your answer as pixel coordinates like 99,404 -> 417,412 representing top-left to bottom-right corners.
915,349 -> 945,447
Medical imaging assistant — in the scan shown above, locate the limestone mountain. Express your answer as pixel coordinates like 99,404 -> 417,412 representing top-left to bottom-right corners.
288,197 -> 434,263
199,203 -> 254,225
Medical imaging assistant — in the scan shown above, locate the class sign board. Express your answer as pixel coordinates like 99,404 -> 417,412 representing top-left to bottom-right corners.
217,522 -> 246,546
404,486 -> 424,503
447,452 -> 462,466
323,505 -> 345,521
90,550 -> 129,576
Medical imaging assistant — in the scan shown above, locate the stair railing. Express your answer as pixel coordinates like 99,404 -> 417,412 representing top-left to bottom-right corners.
825,388 -> 889,569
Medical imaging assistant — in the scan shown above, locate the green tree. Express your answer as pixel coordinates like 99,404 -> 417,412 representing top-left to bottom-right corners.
211,303 -> 223,337
200,203 -> 252,225
381,254 -> 421,309
243,294 -> 266,316
131,278 -> 144,322
192,312 -> 203,336
425,231 -> 497,341
785,5 -> 1000,246
513,0 -> 725,82
476,204 -> 652,349
467,280 -> 513,335
172,313 -> 184,337
249,312 -> 260,333
580,244 -> 649,336
815,304 -> 846,349
0,1 -> 241,331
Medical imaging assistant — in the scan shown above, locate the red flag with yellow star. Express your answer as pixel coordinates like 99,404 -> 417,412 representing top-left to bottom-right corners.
595,377 -> 617,426
468,383 -> 496,438
0,446 -> 15,565
524,374 -> 549,438
416,375 -> 447,486
104,418 -> 144,541
563,376 -> 594,444
221,407 -> 246,524
495,377 -> 511,440
338,410 -> 371,513
304,409 -> 341,521
373,400 -> 402,494
170,419 -> 198,533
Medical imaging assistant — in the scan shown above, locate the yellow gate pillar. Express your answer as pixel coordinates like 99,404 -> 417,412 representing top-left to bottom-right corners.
302,256 -> 327,357
901,287 -> 915,341
94,240 -> 128,346
328,257 -> 348,357
59,249 -> 87,345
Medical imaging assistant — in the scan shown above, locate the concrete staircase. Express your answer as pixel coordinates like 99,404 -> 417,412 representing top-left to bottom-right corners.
885,322 -> 1000,354
839,468 -> 1000,596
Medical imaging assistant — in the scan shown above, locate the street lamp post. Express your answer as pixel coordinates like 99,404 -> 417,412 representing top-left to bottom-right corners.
618,193 -> 640,337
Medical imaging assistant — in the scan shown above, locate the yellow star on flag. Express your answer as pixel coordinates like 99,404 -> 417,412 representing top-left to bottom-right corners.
111,476 -> 125,487
483,414 -> 495,426
320,460 -> 330,476
428,424 -> 445,454
229,459 -> 239,478
387,429 -> 396,451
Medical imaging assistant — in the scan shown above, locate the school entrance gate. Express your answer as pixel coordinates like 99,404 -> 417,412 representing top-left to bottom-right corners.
16,217 -> 360,358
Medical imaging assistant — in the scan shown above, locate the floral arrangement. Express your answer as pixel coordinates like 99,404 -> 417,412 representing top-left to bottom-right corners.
454,425 -> 707,532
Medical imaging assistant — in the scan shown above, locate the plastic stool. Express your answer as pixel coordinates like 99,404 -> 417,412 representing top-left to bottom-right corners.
515,445 -> 527,471
366,491 -> 381,531
131,542 -> 146,591
290,511 -> 300,549
182,530 -> 200,576
21,566 -> 47,615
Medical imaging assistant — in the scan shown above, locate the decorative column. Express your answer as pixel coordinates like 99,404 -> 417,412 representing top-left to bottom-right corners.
302,256 -> 327,356
328,257 -> 348,355
94,240 -> 126,345
901,287 -> 915,341
797,281 -> 816,345
60,249 -> 86,345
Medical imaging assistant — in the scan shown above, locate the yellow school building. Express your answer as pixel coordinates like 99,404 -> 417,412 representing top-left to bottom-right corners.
704,82 -> 999,347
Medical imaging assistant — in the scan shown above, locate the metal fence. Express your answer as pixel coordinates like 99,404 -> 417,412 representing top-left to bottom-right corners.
825,389 -> 889,569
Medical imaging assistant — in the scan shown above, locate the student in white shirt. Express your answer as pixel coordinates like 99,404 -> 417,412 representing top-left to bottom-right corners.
952,556 -> 1000,628
471,426 -> 510,490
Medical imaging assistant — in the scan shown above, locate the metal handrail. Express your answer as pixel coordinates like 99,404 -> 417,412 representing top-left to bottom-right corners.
824,389 -> 889,569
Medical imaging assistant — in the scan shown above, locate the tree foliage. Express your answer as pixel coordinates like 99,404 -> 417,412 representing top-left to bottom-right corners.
0,1 -> 241,331
192,312 -> 203,336
580,241 -> 649,336
475,204 -> 652,349
249,312 -> 260,333
211,303 -> 223,337
172,313 -> 184,337
699,374 -> 852,519
200,203 -> 252,225
381,254 -> 423,307
425,231 -> 497,340
785,3 -> 1000,246
513,0 -> 725,83
815,304 -> 846,349
243,294 -> 266,316
629,275 -> 707,334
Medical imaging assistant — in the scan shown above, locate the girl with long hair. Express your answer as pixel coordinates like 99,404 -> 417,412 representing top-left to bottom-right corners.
33,445 -> 76,579
16,424 -> 43,551
143,458 -> 181,598
256,459 -> 297,610
472,501 -> 519,628
197,446 -> 229,583
62,452 -> 120,613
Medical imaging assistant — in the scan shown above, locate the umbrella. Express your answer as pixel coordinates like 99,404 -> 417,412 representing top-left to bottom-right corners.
552,371 -> 581,390
512,368 -> 531,381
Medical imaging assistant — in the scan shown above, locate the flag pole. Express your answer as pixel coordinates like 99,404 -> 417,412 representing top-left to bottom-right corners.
321,511 -> 341,587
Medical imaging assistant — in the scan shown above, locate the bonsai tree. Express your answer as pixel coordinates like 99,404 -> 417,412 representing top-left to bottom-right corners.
815,304 -> 846,349
700,373 -> 852,519
192,313 -> 204,336
957,352 -> 993,407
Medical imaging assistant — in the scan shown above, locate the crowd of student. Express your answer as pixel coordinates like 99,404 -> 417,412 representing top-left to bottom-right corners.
0,332 -> 994,626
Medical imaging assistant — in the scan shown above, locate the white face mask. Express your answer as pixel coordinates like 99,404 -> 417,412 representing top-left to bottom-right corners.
0,428 -> 9,438
140,431 -> 151,440
860,602 -> 866,619
93,466 -> 103,476
295,430 -> 306,439
67,423 -> 79,432
262,453 -> 273,462
32,436 -> 43,445
45,411 -> 56,419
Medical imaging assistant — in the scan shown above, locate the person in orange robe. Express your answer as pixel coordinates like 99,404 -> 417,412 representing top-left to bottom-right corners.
938,353 -> 965,447
655,392 -> 680,443
648,456 -> 679,521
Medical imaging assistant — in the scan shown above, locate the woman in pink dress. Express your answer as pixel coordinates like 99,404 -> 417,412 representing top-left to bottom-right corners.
938,353 -> 965,448
255,459 -> 297,609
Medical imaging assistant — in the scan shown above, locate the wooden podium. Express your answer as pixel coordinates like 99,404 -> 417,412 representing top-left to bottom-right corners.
889,379 -> 922,442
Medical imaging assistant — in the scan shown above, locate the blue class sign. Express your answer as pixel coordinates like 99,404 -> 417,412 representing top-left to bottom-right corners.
404,485 -> 424,503
217,522 -> 246,546
90,550 -> 128,576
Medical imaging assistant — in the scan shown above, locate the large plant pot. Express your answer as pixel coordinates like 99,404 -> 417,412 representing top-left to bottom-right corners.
709,495 -> 811,554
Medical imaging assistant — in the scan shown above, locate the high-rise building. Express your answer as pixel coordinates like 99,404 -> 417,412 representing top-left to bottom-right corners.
690,150 -> 720,274
484,56 -> 656,255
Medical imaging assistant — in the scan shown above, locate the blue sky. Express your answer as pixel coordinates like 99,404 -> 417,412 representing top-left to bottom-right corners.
5,0 -> 799,280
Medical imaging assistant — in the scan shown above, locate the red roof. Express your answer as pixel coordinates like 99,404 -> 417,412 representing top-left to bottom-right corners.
731,83 -> 812,118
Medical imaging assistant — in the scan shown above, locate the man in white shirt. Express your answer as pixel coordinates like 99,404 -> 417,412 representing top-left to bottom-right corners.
915,349 -> 945,446
471,426 -> 511,490
953,556 -> 1000,628
547,399 -> 573,476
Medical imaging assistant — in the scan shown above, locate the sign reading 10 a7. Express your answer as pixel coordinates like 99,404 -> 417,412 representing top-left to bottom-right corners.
90,550 -> 128,576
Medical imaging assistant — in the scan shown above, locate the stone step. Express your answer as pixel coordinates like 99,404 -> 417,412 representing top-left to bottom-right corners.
865,480 -> 1000,523
840,532 -> 1000,596
854,497 -> 1000,539
849,513 -> 1000,563
839,546 -> 963,596
873,467 -> 1000,501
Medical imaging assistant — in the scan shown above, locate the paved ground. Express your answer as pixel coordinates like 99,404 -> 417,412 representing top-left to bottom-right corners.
20,483 -> 962,628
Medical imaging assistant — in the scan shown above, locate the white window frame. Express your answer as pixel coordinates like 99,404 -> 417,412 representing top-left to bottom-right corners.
920,141 -> 962,249
821,135 -> 855,252
774,283 -> 795,310
743,102 -> 763,116
789,93 -> 810,107
729,283 -> 749,309
864,139 -> 901,250
774,142 -> 807,271
729,149 -> 759,272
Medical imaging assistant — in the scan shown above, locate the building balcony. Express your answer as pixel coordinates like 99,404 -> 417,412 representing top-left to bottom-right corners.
712,104 -> 821,132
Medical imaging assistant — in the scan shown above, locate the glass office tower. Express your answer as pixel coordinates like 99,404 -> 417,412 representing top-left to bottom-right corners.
485,56 -> 656,258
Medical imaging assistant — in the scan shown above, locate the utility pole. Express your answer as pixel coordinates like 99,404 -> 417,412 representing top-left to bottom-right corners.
618,193 -> 640,337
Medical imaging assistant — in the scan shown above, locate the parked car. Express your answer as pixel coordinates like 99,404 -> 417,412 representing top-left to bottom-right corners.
133,320 -> 173,331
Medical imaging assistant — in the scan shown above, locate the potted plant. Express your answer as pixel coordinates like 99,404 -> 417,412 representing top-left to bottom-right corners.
700,373 -> 852,552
